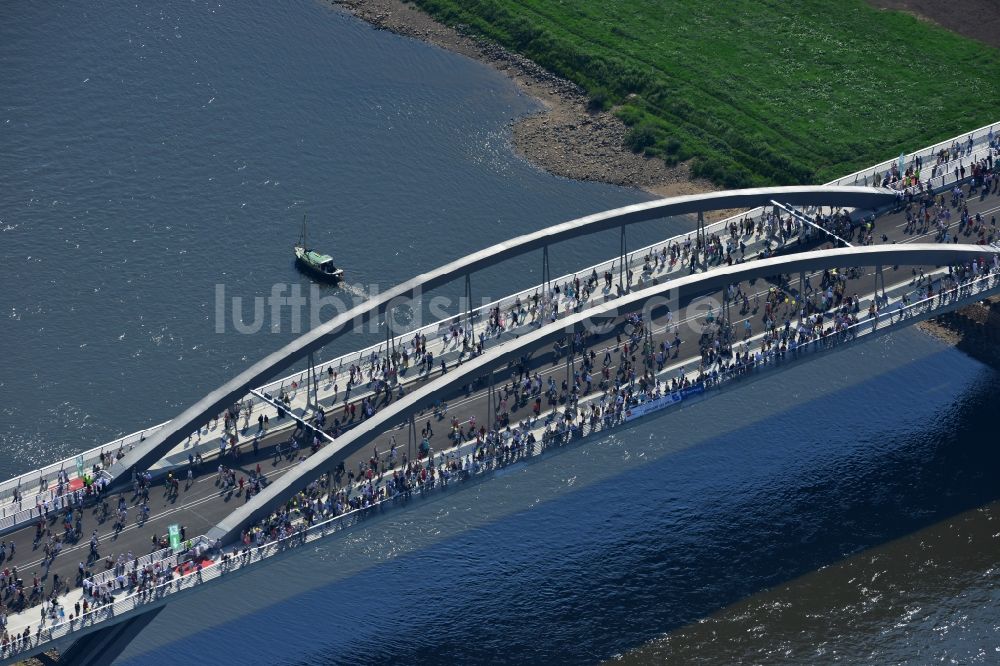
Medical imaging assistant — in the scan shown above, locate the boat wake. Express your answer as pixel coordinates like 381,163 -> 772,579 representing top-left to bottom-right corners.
340,282 -> 371,302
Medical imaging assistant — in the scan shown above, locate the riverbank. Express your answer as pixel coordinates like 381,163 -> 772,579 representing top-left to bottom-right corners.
331,0 -> 716,199
333,0 -> 1000,368
919,296 -> 1000,370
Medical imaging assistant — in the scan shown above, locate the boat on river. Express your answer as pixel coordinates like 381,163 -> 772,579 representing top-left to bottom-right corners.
294,218 -> 343,283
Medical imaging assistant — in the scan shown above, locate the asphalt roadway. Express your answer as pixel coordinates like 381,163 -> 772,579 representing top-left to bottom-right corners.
2,179 -> 998,617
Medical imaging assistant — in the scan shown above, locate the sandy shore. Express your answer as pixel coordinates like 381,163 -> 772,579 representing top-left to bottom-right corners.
331,0 -> 718,200
334,0 -> 1000,202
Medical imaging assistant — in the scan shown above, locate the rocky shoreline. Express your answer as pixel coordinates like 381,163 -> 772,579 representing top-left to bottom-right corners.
918,297 -> 1000,370
331,0 -> 717,199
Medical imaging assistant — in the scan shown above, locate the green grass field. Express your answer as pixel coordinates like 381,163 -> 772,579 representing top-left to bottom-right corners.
413,0 -> 1000,187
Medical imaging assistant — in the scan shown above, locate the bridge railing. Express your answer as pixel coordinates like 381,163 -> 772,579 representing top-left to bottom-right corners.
0,423 -> 171,530
834,120 -> 1000,188
889,143 -> 999,197
84,535 -> 215,592
743,267 -> 998,364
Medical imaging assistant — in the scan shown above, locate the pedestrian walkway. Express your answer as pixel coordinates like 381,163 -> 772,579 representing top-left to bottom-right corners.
1,127 -> 1000,665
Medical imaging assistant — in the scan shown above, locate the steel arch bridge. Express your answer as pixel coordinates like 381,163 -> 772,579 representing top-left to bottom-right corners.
207,241 -> 999,542
14,187 -> 1000,666
21,241 -> 1000,666
108,185 -> 895,484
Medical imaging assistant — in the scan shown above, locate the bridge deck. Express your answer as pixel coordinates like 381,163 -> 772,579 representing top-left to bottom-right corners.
2,176 -> 999,650
1,130 -> 998,662
3,132 -> 995,530
1,247 -> 998,664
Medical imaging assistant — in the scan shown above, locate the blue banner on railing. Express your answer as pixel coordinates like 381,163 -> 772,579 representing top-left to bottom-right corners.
624,392 -> 682,422
680,385 -> 705,398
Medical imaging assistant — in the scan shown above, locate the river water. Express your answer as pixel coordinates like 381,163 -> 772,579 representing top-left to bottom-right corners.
1,1 -> 998,664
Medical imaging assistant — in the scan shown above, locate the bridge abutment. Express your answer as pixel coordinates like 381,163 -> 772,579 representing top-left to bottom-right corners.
49,606 -> 164,666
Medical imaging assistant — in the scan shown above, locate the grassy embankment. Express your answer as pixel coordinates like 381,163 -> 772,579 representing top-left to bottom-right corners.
412,0 -> 1000,187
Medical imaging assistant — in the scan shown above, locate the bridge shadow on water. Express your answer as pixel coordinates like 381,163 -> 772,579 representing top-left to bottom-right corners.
116,342 -> 1000,666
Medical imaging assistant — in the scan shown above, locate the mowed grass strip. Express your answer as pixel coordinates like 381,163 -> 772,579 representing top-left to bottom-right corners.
413,0 -> 1000,187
